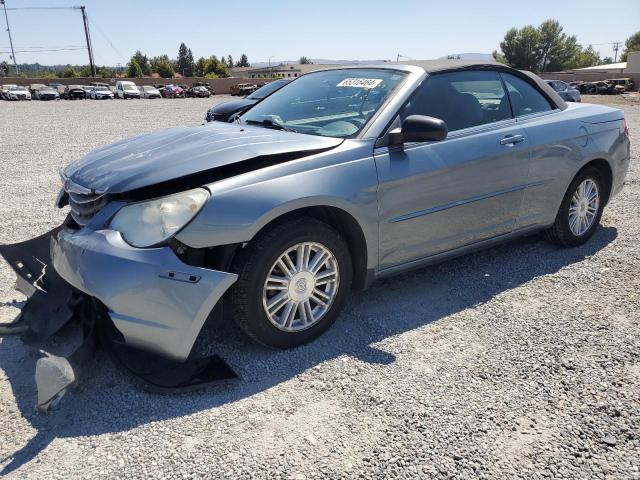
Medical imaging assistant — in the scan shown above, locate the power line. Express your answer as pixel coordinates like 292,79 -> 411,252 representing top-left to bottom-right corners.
1,45 -> 85,49
0,47 -> 86,54
1,0 -> 18,72
0,4 -> 97,76
4,6 -> 81,10
88,17 -> 125,62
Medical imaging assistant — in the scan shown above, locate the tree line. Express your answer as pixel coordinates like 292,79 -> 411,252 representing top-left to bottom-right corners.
494,20 -> 640,73
126,43 -> 250,79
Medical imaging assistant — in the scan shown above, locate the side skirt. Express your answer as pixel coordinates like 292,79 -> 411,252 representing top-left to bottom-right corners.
375,225 -> 545,280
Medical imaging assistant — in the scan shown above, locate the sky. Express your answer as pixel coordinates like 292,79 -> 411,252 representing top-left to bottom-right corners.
1,0 -> 638,67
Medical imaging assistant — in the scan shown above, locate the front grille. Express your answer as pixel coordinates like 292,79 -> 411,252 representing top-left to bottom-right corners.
67,191 -> 108,227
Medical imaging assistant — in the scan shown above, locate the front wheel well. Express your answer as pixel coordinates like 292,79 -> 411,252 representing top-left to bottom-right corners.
174,206 -> 371,290
246,206 -> 370,290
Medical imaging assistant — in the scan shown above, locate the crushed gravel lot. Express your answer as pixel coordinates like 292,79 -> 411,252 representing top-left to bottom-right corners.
0,98 -> 638,479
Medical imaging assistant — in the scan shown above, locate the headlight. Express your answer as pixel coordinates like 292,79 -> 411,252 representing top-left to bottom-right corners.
109,188 -> 209,247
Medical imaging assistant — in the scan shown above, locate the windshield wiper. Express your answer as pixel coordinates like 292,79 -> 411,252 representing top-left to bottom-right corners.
244,118 -> 295,133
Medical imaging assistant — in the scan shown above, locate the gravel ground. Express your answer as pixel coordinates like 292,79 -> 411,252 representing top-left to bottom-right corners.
0,98 -> 638,479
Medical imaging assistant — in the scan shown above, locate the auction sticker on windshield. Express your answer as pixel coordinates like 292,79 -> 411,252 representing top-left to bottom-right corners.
336,78 -> 383,89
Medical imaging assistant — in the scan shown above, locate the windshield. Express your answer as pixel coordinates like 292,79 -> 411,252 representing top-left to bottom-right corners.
10,86 -> 26,91
247,80 -> 288,100
240,69 -> 406,138
123,84 -> 137,91
143,86 -> 156,91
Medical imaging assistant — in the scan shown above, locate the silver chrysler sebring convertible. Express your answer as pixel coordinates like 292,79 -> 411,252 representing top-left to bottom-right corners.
0,60 -> 630,407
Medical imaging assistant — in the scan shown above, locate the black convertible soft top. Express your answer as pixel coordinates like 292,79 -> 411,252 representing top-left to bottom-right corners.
397,59 -> 568,111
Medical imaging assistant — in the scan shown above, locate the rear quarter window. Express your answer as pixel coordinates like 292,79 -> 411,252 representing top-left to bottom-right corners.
501,73 -> 553,117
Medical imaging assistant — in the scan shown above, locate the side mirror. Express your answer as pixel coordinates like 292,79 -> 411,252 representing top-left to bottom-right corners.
388,115 -> 448,146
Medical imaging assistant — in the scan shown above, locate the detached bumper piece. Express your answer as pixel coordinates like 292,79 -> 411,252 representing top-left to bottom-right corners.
0,226 -> 237,413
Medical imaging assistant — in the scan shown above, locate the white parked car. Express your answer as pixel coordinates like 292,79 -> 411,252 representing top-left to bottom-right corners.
6,85 -> 31,101
139,85 -> 161,99
115,80 -> 141,99
89,86 -> 114,100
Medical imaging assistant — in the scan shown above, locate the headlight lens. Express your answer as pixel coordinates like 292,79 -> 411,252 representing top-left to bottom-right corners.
110,188 -> 209,247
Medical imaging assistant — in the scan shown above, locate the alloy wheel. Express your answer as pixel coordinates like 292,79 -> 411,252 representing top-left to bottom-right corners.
262,242 -> 340,332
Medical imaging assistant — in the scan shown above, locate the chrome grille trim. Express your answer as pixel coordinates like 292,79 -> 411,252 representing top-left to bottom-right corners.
60,173 -> 108,227
68,192 -> 108,226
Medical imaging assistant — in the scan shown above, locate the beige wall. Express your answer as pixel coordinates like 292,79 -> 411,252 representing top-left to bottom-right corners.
626,51 -> 640,73
0,76 -> 267,94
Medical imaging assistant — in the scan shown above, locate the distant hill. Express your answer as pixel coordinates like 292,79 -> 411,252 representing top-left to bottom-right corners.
249,54 -> 494,67
438,53 -> 495,61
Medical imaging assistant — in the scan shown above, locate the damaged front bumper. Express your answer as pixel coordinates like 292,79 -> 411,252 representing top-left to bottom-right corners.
51,227 -> 238,361
0,224 -> 239,411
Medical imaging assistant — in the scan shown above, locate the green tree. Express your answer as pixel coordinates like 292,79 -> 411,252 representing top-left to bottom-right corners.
498,20 -> 599,73
62,66 -> 79,78
177,43 -> 194,76
621,31 -> 640,62
78,65 -> 93,77
538,20 -> 580,72
156,60 -> 175,78
151,55 -> 176,78
601,56 -> 614,65
227,55 -> 234,69
127,58 -> 143,78
0,61 -> 9,76
236,53 -> 250,67
568,45 -> 601,69
131,50 -> 151,76
299,56 -> 312,64
499,25 -> 543,71
492,50 -> 506,64
194,56 -> 209,77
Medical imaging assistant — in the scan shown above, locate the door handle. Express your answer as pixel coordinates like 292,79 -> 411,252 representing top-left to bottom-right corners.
500,134 -> 525,146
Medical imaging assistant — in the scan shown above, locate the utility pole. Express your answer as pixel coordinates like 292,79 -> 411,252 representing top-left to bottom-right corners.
79,6 -> 95,77
612,41 -> 622,63
0,0 -> 18,74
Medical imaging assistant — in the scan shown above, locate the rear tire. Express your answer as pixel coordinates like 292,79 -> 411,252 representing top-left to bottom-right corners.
544,167 -> 605,247
230,217 -> 352,349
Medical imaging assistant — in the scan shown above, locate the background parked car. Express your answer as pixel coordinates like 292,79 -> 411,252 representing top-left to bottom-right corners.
116,80 -> 141,99
608,78 -> 634,92
161,84 -> 185,98
139,85 -> 162,99
63,85 -> 87,100
193,81 -> 215,95
89,86 -> 115,100
5,85 -> 31,101
230,82 -> 257,96
32,85 -> 60,100
545,80 -> 581,102
186,85 -> 211,98
1,84 -> 17,100
28,83 -> 46,96
205,79 -> 291,122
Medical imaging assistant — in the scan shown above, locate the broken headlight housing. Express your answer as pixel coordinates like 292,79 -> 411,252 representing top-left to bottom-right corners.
110,188 -> 209,247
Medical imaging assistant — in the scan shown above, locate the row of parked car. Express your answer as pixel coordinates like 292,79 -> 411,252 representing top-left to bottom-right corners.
542,77 -> 637,103
0,80 -> 219,101
569,78 -> 635,95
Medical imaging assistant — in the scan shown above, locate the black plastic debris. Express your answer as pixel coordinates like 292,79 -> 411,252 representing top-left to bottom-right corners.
0,225 -> 238,412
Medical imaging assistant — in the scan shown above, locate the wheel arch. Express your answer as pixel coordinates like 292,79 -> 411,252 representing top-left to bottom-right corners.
578,158 -> 613,205
243,205 -> 372,291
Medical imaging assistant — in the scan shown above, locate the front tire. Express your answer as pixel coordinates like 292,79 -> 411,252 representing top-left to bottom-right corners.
230,217 -> 352,349
545,167 -> 605,246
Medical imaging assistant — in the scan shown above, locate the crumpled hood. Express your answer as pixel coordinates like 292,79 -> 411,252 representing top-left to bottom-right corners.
63,122 -> 343,194
209,98 -> 257,115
